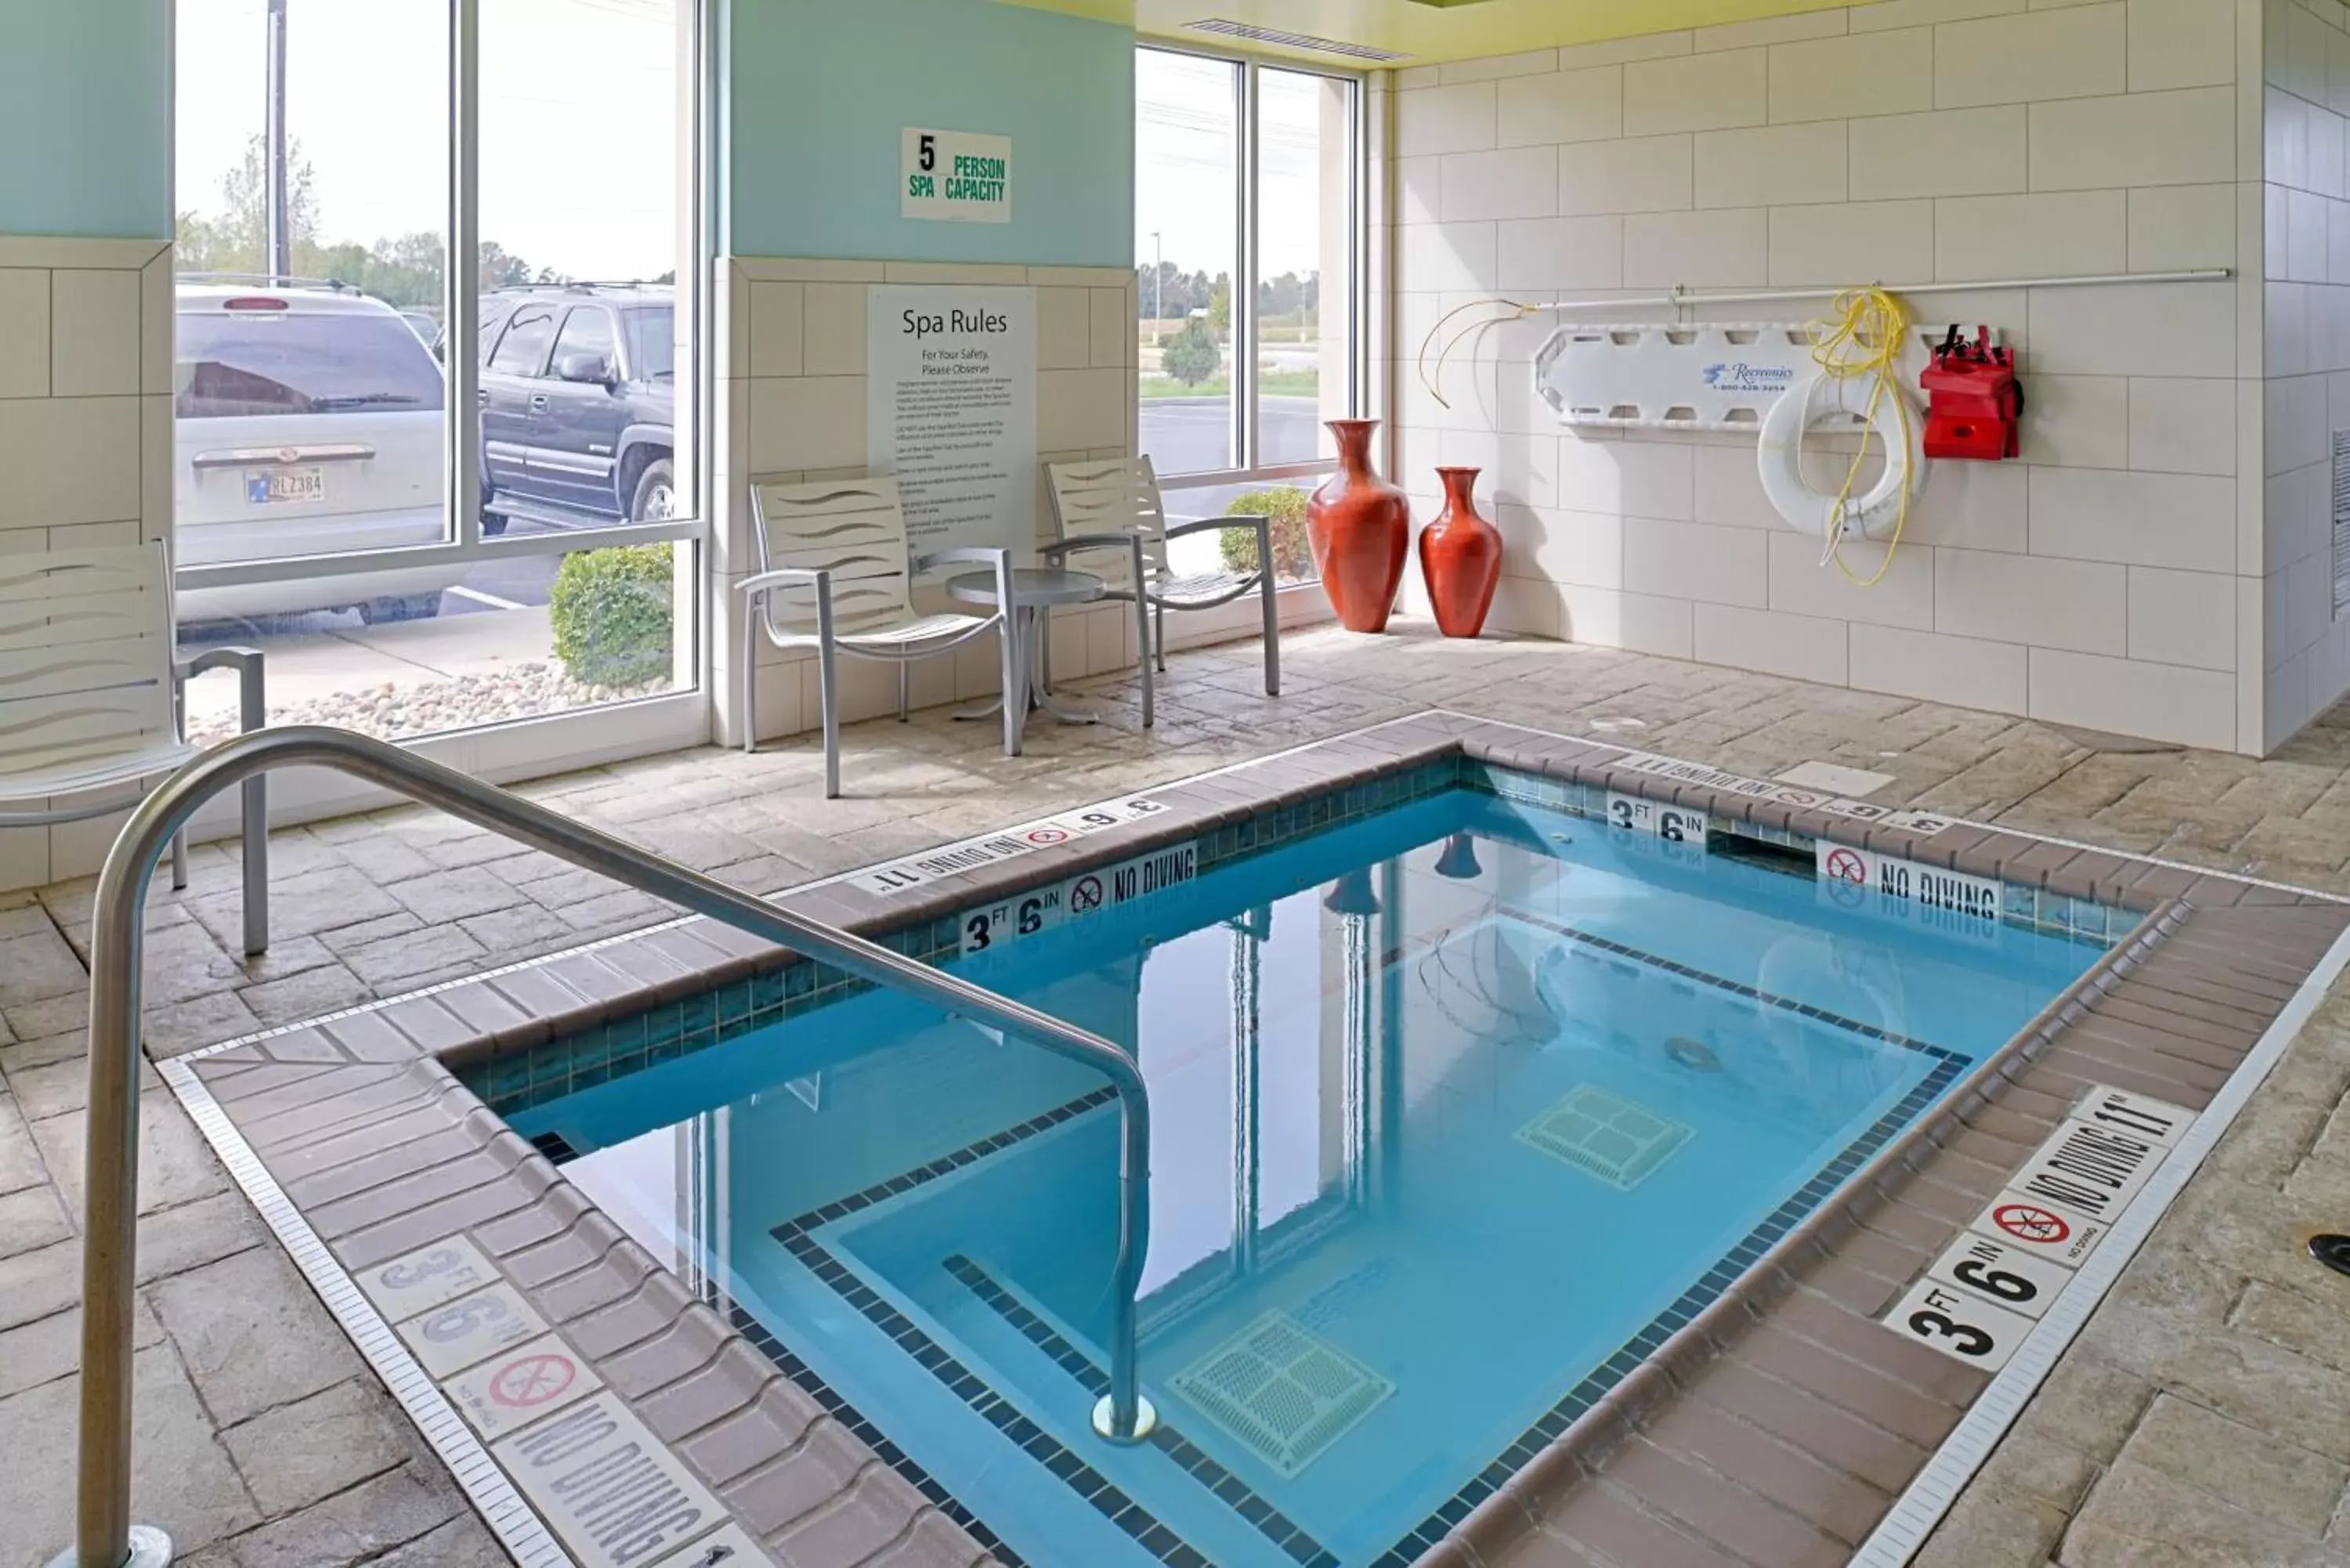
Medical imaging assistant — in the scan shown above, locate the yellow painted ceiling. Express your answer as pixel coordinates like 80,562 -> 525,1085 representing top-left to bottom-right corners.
1002,0 -> 1867,66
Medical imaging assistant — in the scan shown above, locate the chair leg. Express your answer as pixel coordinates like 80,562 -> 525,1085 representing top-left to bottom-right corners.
1134,594 -> 1155,730
1155,602 -> 1168,673
237,655 -> 269,954
896,662 -> 910,722
1259,573 -> 1282,697
997,616 -> 1024,758
170,677 -> 190,890
240,775 -> 269,956
818,640 -> 841,799
1036,609 -> 1054,699
741,606 -> 760,756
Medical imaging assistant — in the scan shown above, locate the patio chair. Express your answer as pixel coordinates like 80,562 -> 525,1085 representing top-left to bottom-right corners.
0,543 -> 270,952
741,475 -> 1021,797
1043,455 -> 1282,698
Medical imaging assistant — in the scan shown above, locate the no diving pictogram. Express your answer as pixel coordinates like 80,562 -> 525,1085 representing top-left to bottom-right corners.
1023,826 -> 1070,846
1823,847 -> 1869,883
490,1353 -> 577,1408
1070,876 -> 1104,912
1991,1203 -> 2069,1244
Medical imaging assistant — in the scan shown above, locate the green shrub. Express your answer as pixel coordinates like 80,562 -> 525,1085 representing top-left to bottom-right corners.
1217,485 -> 1317,582
1162,316 -> 1220,386
550,544 -> 674,687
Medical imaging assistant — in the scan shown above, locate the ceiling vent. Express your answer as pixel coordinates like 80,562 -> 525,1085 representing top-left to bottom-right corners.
1183,19 -> 1412,61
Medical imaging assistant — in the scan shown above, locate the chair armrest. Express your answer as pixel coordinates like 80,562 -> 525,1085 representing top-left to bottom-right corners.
173,646 -> 268,735
174,645 -> 263,681
737,568 -> 824,594
912,545 -> 1013,573
1042,533 -> 1145,556
1164,514 -> 1270,540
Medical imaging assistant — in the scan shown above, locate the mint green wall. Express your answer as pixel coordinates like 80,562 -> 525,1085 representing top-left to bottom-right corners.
0,0 -> 170,237
723,0 -> 1133,266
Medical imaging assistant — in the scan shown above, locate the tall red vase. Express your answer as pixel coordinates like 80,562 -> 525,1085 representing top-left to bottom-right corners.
1419,466 -> 1502,639
1307,419 -> 1410,634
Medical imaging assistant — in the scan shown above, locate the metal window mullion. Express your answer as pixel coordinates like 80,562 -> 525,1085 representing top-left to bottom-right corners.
1237,59 -> 1261,475
450,0 -> 483,551
686,0 -> 715,688
170,518 -> 704,591
1157,460 -> 1338,491
1229,918 -> 1260,1276
1350,74 -> 1368,422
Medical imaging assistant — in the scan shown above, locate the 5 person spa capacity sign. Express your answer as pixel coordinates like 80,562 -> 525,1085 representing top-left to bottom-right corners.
903,128 -> 1011,222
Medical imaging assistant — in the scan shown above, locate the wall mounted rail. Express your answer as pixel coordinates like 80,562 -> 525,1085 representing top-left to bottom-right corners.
53,725 -> 1157,1568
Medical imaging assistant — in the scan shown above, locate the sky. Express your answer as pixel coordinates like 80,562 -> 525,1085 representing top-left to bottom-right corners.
173,13 -> 1331,291
175,0 -> 678,281
1135,48 -> 1347,287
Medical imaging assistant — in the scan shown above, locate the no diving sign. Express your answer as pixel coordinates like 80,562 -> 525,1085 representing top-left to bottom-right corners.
851,797 -> 1164,897
1882,1084 -> 2195,1367
449,1334 -> 602,1438
494,1391 -> 755,1568
960,843 -> 1198,953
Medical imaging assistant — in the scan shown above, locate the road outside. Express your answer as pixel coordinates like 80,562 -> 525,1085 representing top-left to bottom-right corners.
1141,394 -> 1325,479
1144,394 -> 1329,576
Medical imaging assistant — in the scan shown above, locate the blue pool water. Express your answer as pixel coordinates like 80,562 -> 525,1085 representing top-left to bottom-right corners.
511,790 -> 2103,1567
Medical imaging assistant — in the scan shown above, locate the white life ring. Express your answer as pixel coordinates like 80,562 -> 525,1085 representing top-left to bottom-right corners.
1757,370 -> 1925,542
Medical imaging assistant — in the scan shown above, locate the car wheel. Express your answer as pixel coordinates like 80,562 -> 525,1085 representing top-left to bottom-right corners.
629,458 -> 676,522
360,592 -> 444,624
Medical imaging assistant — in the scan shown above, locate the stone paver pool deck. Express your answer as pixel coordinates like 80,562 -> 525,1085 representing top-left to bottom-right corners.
5,620 -> 2350,1567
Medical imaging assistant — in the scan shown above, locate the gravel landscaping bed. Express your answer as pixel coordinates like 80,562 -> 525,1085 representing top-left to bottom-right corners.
186,663 -> 673,746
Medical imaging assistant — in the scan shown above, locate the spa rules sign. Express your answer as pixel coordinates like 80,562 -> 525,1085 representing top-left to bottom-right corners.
866,286 -> 1038,558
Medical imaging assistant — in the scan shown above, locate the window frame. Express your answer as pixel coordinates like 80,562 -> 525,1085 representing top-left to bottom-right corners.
170,0 -> 708,599
1135,41 -> 1368,497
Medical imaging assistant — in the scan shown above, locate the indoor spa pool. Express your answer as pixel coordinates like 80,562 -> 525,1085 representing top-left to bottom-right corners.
503,787 -> 2106,1568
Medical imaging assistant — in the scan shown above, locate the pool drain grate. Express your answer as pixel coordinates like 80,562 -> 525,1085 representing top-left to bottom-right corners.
1170,1311 -> 1394,1478
1515,1084 -> 1694,1190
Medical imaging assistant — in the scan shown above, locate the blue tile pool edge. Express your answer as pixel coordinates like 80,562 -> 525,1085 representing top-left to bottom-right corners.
461,753 -> 2133,1118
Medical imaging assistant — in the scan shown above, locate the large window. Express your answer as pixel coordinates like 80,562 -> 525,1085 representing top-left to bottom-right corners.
1137,46 -> 1361,582
172,0 -> 703,750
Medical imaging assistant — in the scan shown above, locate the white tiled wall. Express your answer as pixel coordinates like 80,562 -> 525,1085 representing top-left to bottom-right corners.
0,234 -> 174,888
1388,0 -> 2269,753
2260,0 -> 2350,748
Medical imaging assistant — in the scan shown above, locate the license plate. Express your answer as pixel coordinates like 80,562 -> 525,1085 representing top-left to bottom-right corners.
246,466 -> 324,505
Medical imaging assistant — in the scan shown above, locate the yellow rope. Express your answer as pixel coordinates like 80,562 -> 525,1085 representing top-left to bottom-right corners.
1803,285 -> 1914,587
1415,297 -> 1540,410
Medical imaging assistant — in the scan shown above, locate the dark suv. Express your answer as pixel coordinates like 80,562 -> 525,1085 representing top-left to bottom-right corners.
476,284 -> 674,529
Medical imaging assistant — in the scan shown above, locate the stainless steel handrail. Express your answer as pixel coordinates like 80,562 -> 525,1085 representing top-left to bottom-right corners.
57,726 -> 1157,1568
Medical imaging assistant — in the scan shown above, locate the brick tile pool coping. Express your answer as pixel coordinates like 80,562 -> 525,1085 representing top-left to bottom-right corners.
153,709 -> 2350,1568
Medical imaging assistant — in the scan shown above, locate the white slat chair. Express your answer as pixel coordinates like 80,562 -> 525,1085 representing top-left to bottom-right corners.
741,476 -> 1021,797
0,544 -> 270,952
1043,455 -> 1282,698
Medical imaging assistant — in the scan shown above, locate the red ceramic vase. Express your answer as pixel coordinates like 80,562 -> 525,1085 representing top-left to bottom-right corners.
1307,418 -> 1410,633
1419,465 -> 1502,639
